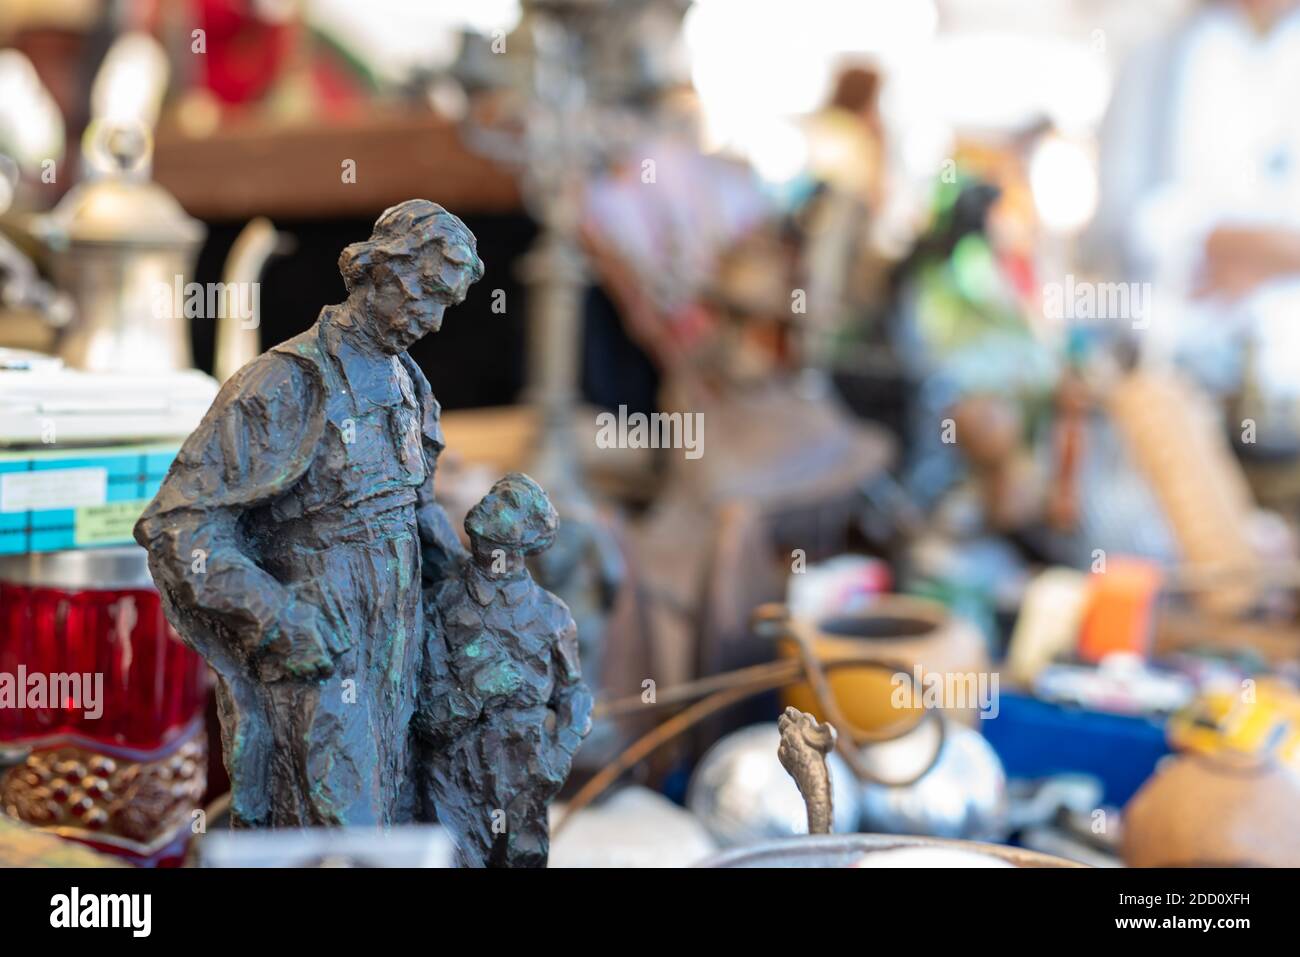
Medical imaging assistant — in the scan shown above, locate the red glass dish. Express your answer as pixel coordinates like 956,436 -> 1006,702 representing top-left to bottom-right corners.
0,551 -> 206,753
0,548 -> 209,865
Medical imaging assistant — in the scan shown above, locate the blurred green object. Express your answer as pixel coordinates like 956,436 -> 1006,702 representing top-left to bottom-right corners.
913,237 -> 1056,397
908,577 -> 999,656
904,174 -> 1058,401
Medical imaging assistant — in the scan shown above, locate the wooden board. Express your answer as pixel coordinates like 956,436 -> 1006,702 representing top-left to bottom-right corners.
153,109 -> 521,222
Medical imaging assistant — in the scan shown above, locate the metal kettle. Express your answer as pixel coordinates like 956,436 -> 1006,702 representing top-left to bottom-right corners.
34,120 -> 205,374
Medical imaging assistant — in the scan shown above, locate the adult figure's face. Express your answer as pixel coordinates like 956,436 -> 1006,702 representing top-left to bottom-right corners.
361,246 -> 480,355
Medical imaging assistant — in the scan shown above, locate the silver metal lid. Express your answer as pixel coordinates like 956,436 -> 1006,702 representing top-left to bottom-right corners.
0,546 -> 154,590
698,833 -> 1082,868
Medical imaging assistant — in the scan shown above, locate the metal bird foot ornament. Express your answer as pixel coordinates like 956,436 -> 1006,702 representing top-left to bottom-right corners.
134,201 -> 590,865
777,706 -> 838,835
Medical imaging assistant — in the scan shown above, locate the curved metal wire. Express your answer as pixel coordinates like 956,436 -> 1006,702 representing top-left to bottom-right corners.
556,632 -> 948,835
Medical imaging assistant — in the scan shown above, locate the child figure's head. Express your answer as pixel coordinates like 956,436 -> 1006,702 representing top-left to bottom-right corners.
464,472 -> 559,575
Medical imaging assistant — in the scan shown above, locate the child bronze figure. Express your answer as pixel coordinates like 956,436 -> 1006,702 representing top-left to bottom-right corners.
415,473 -> 592,867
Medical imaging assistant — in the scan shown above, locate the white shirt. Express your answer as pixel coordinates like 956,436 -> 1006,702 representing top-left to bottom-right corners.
1091,6 -> 1300,394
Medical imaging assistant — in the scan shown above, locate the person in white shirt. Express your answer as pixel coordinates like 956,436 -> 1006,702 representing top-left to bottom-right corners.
1091,0 -> 1300,398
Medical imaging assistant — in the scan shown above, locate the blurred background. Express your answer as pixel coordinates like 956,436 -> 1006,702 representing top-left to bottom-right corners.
3,0 -> 1300,868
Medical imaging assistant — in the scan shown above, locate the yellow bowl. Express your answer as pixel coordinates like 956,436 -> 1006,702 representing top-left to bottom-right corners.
779,595 -> 989,735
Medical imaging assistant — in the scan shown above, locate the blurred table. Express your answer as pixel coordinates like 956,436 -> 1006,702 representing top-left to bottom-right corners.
0,814 -> 123,867
1155,610 -> 1300,667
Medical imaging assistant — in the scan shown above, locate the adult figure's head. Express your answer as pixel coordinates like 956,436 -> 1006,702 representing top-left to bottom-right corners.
338,199 -> 486,355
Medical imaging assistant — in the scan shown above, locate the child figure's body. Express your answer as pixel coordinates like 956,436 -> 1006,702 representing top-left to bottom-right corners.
414,473 -> 592,867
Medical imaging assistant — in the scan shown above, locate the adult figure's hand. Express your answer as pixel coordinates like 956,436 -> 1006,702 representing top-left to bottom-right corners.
255,597 -> 335,682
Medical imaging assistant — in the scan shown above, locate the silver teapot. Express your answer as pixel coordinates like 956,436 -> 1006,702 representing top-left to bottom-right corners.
33,120 -> 205,374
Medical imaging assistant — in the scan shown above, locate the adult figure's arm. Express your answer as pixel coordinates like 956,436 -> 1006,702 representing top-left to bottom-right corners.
402,353 -> 470,584
135,352 -> 334,681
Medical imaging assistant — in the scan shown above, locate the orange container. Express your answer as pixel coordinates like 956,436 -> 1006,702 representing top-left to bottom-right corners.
1076,559 -> 1163,663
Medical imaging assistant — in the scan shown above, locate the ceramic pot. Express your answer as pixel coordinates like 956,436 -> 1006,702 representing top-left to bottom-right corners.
1123,755 -> 1300,867
1124,679 -> 1300,867
779,594 -> 990,732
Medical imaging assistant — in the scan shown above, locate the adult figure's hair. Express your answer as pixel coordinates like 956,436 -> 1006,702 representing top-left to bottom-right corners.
339,199 -> 485,295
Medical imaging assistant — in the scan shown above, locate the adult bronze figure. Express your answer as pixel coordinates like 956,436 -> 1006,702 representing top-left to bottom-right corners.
135,200 -> 484,828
